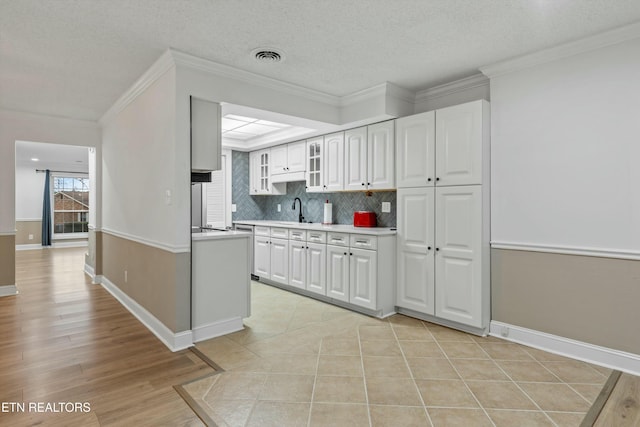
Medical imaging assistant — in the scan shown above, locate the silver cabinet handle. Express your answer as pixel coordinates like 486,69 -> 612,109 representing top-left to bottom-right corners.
355,240 -> 368,244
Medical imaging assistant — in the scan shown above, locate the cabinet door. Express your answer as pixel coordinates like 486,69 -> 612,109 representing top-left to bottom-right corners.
367,121 -> 395,190
396,111 -> 435,188
344,127 -> 368,191
191,97 -> 221,172
396,188 -> 435,315
324,132 -> 344,192
434,185 -> 482,327
287,141 -> 306,173
306,137 -> 324,193
254,236 -> 271,277
289,242 -> 306,289
306,242 -> 326,296
271,145 -> 288,175
259,150 -> 270,194
435,101 -> 483,186
270,238 -> 289,285
349,248 -> 377,310
249,151 -> 260,195
326,245 -> 349,302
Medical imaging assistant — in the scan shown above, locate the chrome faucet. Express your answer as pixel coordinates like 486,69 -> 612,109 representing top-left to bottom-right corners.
292,197 -> 304,223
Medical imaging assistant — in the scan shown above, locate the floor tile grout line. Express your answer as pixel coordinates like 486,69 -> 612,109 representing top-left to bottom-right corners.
489,350 -> 561,427
519,348 -> 599,406
431,331 -> 498,427
389,320 -> 435,427
356,325 -> 373,427
306,337 -> 323,427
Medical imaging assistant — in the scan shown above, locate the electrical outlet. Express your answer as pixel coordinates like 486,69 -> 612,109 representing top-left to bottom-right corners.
381,202 -> 391,213
231,204 -> 237,212
124,270 -> 128,283
501,326 -> 510,337
277,204 -> 281,212
165,189 -> 172,205
28,234 -> 34,240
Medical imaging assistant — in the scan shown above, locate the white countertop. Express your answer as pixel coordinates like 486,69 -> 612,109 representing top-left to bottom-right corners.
233,220 -> 396,236
192,229 -> 253,241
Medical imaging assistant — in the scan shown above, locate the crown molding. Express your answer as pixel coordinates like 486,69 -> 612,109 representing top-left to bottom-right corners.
341,82 -> 415,107
99,50 -> 176,126
170,49 -> 340,107
415,73 -> 489,103
480,21 -> 640,78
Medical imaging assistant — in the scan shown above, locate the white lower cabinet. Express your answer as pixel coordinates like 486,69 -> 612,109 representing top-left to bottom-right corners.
289,241 -> 306,289
270,238 -> 289,285
254,236 -> 271,278
253,225 -> 395,317
326,245 -> 350,302
349,248 -> 377,310
306,242 -> 326,295
396,185 -> 487,331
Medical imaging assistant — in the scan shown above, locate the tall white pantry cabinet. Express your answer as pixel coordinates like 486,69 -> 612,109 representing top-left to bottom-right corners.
395,100 -> 491,335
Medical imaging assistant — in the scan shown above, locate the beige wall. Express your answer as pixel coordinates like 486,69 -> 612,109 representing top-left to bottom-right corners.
492,249 -> 640,355
15,221 -> 42,245
0,235 -> 16,286
101,232 -> 190,333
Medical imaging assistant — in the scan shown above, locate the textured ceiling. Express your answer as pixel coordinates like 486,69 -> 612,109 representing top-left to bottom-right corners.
2,0 -> 640,121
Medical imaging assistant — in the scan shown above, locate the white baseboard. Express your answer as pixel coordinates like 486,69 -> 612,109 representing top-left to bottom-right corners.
83,263 -> 98,284
99,276 -> 193,352
0,284 -> 18,297
16,244 -> 42,251
490,321 -> 640,376
53,241 -> 88,248
192,317 -> 244,343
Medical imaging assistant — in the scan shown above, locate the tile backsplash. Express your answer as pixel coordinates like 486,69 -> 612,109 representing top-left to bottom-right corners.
231,151 -> 396,227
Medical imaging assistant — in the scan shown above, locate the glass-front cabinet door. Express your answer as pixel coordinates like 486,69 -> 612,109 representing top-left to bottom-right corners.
260,150 -> 270,193
306,137 -> 324,192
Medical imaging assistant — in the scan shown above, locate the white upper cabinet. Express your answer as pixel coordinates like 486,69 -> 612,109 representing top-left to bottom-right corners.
345,121 -> 395,191
306,137 -> 324,193
435,101 -> 484,186
396,100 -> 487,188
271,140 -> 306,177
191,97 -> 221,172
396,111 -> 435,188
344,127 -> 368,191
271,145 -> 288,174
324,132 -> 345,192
434,185 -> 483,327
249,148 -> 285,195
367,120 -> 395,190
287,140 -> 306,173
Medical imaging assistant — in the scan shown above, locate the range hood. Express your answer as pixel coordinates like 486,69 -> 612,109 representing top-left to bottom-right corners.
270,171 -> 305,184
191,171 -> 212,183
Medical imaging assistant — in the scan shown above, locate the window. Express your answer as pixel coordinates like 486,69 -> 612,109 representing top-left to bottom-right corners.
52,175 -> 89,236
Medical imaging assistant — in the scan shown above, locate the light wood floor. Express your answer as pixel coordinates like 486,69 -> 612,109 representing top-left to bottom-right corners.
1,248 -> 213,426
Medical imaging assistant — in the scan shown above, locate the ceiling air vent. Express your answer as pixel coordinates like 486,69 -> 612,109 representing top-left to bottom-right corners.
252,47 -> 285,63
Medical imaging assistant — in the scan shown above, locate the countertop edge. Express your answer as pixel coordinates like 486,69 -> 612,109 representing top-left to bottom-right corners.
233,220 -> 396,236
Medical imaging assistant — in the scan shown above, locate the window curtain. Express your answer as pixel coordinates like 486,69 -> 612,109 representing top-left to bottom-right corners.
42,169 -> 52,246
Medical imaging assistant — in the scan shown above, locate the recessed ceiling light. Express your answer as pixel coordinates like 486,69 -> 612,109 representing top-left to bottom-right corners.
31,158 -> 39,162
251,47 -> 285,63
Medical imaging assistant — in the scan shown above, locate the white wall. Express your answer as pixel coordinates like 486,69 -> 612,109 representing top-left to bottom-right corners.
101,67 -> 180,249
490,37 -> 640,254
15,165 -> 45,221
0,109 -> 101,233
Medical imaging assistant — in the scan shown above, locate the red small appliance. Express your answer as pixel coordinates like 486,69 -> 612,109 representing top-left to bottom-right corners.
353,211 -> 377,227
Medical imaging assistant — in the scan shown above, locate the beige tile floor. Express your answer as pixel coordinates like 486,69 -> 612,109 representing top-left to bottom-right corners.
186,281 -> 611,427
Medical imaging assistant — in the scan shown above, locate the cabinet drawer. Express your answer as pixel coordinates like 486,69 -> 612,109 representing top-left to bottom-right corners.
327,232 -> 349,246
350,234 -> 378,250
255,226 -> 270,237
306,230 -> 327,243
289,229 -> 306,241
270,227 -> 289,239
